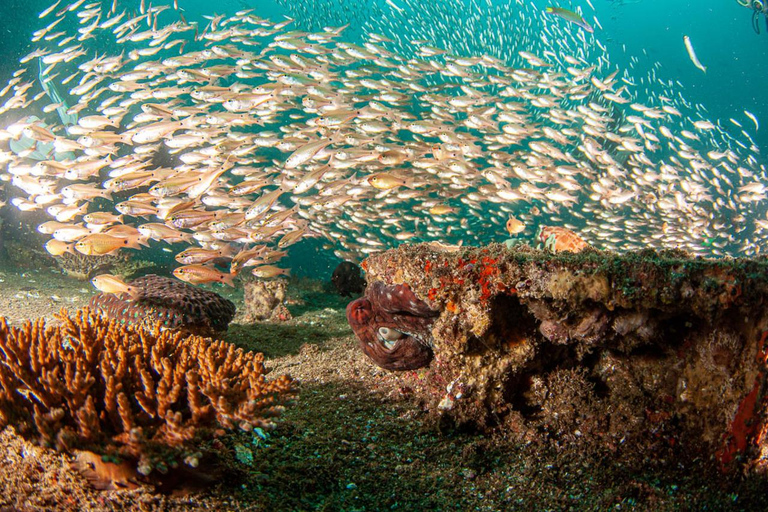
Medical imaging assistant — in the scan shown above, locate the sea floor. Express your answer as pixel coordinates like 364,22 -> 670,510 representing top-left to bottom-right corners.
0,265 -> 767,511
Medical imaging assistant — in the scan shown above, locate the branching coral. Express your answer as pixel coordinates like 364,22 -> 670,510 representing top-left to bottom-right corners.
0,308 -> 296,482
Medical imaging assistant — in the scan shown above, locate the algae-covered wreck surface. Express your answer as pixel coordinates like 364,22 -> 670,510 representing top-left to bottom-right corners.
353,243 -> 768,474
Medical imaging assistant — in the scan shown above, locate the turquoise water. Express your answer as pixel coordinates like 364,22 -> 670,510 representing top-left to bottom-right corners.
2,0 -> 765,147
0,0 -> 767,282
599,0 -> 767,152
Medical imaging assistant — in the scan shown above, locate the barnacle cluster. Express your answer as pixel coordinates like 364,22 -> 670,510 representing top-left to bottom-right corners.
0,308 -> 296,483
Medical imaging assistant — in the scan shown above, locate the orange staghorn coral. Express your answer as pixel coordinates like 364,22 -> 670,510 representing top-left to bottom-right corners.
0,307 -> 296,486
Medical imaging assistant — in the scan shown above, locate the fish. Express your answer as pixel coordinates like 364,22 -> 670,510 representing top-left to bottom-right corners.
245,187 -> 286,220
251,265 -> 291,278
285,137 -> 338,170
378,149 -> 409,166
0,0 -> 760,275
74,233 -> 143,255
505,217 -> 525,235
168,210 -> 218,229
545,7 -> 594,33
428,204 -> 455,216
277,224 -> 309,248
44,239 -> 74,256
39,0 -> 62,19
91,274 -> 141,299
293,164 -> 331,195
175,246 -> 234,265
52,224 -> 92,243
230,245 -> 268,274
683,36 -> 706,73
173,265 -> 236,287
83,212 -> 123,226
693,120 -> 715,131
186,164 -> 232,199
367,173 -> 413,190
137,223 -> 193,243
744,110 -> 759,131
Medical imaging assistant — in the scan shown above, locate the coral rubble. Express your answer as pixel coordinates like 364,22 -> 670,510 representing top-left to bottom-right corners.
349,243 -> 768,473
89,274 -> 236,336
242,280 -> 291,322
0,308 -> 296,486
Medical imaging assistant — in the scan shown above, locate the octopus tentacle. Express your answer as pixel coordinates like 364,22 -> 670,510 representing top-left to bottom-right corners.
346,281 -> 438,371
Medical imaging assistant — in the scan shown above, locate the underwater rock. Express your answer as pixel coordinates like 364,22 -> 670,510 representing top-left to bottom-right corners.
242,279 -> 291,322
349,242 -> 768,473
89,274 -> 236,336
331,261 -> 366,297
2,238 -> 56,272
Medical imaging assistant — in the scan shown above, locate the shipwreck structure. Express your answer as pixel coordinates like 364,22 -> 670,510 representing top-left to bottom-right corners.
347,243 -> 768,473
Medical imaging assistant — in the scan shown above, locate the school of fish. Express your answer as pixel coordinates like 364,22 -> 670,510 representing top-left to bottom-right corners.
0,0 -> 765,289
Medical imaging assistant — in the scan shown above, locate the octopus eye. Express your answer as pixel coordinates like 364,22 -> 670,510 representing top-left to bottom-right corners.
377,326 -> 405,349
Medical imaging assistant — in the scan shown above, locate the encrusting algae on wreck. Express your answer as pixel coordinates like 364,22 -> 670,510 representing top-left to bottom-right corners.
0,307 -> 296,491
348,242 -> 768,474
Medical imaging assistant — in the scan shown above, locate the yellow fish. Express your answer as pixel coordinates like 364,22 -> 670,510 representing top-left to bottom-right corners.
428,204 -> 454,216
175,246 -> 233,265
367,173 -> 413,190
251,265 -> 291,278
173,264 -> 236,287
377,149 -> 408,165
91,274 -> 141,299
506,216 -> 525,235
75,234 -> 142,255
44,239 -> 74,256
285,135 -> 341,169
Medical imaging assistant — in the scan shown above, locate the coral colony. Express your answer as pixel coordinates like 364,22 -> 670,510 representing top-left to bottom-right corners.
89,274 -> 236,335
0,308 -> 295,488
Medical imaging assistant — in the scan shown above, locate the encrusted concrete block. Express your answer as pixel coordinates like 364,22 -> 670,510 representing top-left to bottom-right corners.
347,243 -> 768,473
